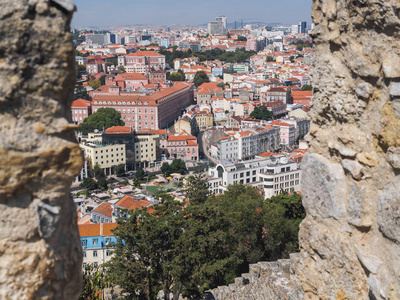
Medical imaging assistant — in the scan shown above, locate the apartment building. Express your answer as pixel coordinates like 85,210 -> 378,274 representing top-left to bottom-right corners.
71,99 -> 91,124
134,132 -> 159,168
79,223 -> 118,268
207,155 -> 301,199
80,142 -> 126,175
91,82 -> 194,131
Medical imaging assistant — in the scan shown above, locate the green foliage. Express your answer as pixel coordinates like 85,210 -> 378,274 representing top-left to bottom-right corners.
88,79 -> 101,89
168,71 -> 185,81
108,192 -> 184,300
79,107 -> 125,135
135,167 -> 145,180
80,177 -> 98,191
158,47 -> 256,67
250,106 -> 274,121
184,172 -> 210,205
117,66 -> 125,72
170,159 -> 186,174
193,71 -> 210,88
107,185 -> 305,299
114,164 -> 125,177
98,75 -> 106,86
236,35 -> 247,42
79,264 -> 109,300
266,56 -> 275,62
161,162 -> 171,177
301,84 -> 312,91
94,164 -> 108,190
263,191 -> 305,260
74,85 -> 89,100
216,82 -> 225,90
161,159 -> 186,178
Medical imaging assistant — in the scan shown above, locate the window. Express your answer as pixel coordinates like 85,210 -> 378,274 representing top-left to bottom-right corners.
93,239 -> 98,246
246,171 -> 250,177
106,250 -> 111,256
83,251 -> 86,258
281,168 -> 285,172
81,240 -> 86,247
93,262 -> 98,267
93,251 -> 98,257
83,263 -> 87,268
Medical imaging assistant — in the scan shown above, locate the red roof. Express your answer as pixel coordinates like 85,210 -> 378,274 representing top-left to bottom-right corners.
115,195 -> 150,210
72,99 -> 91,108
79,223 -> 117,237
104,126 -> 134,134
92,202 -> 113,218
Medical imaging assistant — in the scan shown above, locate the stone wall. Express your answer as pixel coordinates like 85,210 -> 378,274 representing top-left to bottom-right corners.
298,0 -> 400,299
207,254 -> 303,300
209,1 -> 400,299
0,0 -> 83,299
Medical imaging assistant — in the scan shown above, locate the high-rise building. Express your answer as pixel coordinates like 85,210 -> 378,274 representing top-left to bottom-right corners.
208,16 -> 227,35
215,16 -> 227,33
85,33 -> 105,45
292,24 -> 299,34
299,21 -> 307,33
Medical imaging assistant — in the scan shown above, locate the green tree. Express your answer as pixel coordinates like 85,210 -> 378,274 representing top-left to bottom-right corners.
80,177 -> 98,191
93,164 -> 107,190
169,159 -> 186,174
250,106 -> 273,121
88,79 -> 101,89
168,72 -> 185,81
98,75 -> 106,86
301,84 -> 312,91
161,162 -> 171,177
79,107 -> 125,135
266,56 -> 275,62
108,192 -> 184,300
74,85 -> 89,100
236,35 -> 247,42
79,264 -> 109,300
184,172 -> 210,205
118,66 -> 125,72
263,191 -> 305,260
135,167 -> 145,180
193,71 -> 210,88
114,164 -> 125,177
216,82 -> 225,90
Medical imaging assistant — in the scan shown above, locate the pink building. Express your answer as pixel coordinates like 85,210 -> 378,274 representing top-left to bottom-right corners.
86,60 -> 106,74
166,132 -> 199,161
122,51 -> 166,72
91,82 -> 194,131
71,99 -> 91,124
271,120 -> 296,149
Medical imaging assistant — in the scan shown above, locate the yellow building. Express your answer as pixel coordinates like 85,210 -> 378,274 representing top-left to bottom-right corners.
194,110 -> 214,131
134,133 -> 159,168
80,142 -> 126,174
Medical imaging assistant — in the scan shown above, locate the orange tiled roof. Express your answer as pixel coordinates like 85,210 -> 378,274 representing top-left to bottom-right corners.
115,195 -> 150,210
92,202 -> 113,218
104,126 -> 134,134
72,99 -> 91,108
78,223 -> 118,237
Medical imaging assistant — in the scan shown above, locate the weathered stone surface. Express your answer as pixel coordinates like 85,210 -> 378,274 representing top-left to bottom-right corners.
0,0 -> 82,299
207,257 -> 303,300
297,0 -> 400,299
301,153 -> 347,219
377,177 -> 400,244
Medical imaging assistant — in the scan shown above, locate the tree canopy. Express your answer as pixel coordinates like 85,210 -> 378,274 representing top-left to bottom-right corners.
106,183 -> 305,299
161,159 -> 186,177
74,85 -> 89,100
79,107 -> 125,135
301,84 -> 312,91
193,71 -> 210,88
168,71 -> 185,81
250,106 -> 274,121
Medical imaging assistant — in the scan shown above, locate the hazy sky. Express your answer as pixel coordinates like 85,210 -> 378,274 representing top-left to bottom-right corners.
71,0 -> 312,28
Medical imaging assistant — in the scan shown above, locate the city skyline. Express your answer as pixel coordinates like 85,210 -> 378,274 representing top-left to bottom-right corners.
71,0 -> 312,28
